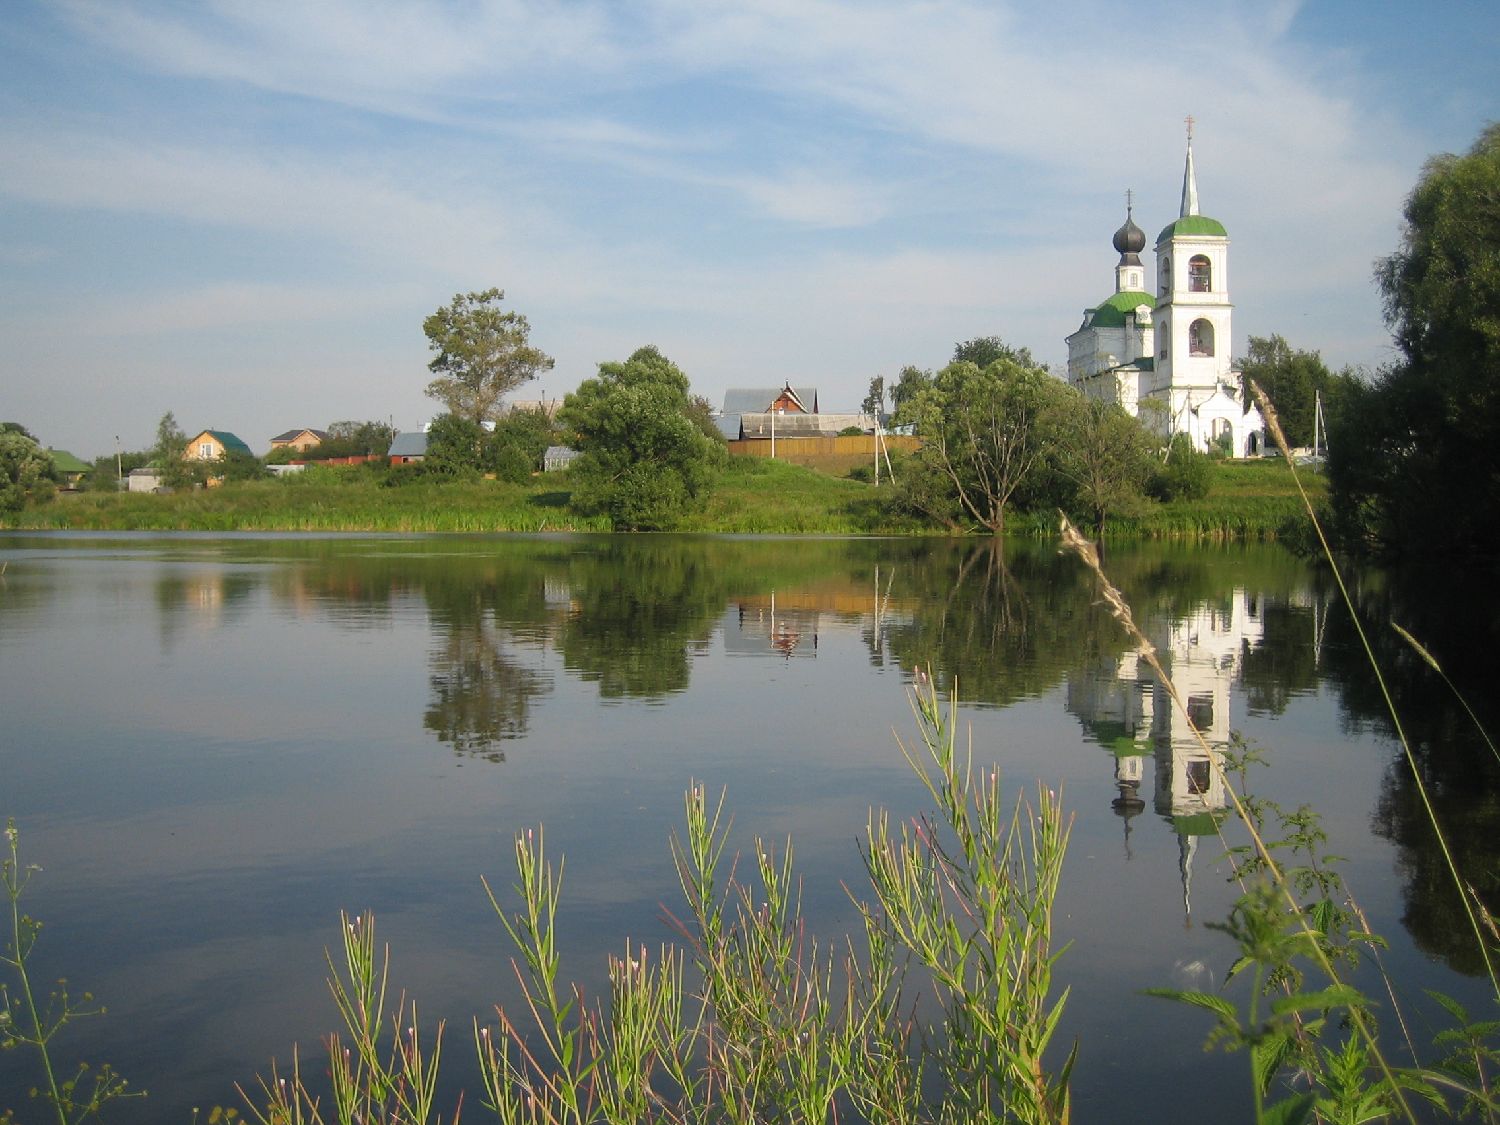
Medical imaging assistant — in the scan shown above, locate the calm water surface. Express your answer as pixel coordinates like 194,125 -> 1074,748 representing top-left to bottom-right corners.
0,532 -> 1495,1122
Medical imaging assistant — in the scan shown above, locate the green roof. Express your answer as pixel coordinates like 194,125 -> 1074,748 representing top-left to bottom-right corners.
1156,215 -> 1228,243
202,430 -> 253,456
48,450 -> 91,473
1173,811 -> 1225,836
1087,290 -> 1156,328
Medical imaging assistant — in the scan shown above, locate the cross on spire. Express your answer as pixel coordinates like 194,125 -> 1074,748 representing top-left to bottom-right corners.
1125,188 -> 1134,215
1180,120 -> 1200,217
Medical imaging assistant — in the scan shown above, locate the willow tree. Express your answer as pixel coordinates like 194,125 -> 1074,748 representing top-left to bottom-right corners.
423,289 -> 555,426
903,356 -> 1070,537
560,346 -> 724,531
1329,124 -> 1500,556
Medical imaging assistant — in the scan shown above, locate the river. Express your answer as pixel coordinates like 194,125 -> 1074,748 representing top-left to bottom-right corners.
0,532 -> 1494,1122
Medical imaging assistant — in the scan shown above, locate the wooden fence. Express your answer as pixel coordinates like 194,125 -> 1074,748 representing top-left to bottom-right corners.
726,434 -> 920,462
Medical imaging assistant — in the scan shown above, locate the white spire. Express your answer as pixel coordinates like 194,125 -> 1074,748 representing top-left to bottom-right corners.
1180,115 -> 1199,217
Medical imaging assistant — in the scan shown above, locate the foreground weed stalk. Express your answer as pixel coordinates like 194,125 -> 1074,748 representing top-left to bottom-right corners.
1061,491 -> 1500,1122
234,912 -> 451,1125
1248,382 -> 1499,998
859,685 -> 1075,1123
1,819 -> 142,1124
234,688 -> 1074,1123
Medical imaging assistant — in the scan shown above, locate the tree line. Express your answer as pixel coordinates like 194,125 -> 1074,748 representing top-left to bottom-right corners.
6,122 -> 1494,552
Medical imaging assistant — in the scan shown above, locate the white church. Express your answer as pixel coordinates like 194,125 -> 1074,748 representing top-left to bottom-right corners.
1066,130 -> 1265,457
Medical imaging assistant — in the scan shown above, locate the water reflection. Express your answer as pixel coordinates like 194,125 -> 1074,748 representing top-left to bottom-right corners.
1315,565 -> 1500,974
155,566 -> 258,646
113,537 -> 1500,970
731,597 -> 819,659
5,533 -> 1500,1124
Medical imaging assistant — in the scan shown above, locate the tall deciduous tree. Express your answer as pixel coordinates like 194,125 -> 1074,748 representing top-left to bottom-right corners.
151,411 -> 198,488
889,365 -> 931,418
902,354 -> 1070,537
1051,398 -> 1158,539
952,336 -> 1035,370
0,425 -> 56,512
1329,124 -> 1500,556
862,376 -> 885,417
423,413 -> 486,477
423,289 -> 555,426
560,346 -> 723,531
1236,335 -> 1354,449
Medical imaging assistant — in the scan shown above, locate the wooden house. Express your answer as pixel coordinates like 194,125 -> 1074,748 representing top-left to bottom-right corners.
269,428 -> 329,453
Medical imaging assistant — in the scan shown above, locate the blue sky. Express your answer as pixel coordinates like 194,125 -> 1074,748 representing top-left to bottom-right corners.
2,0 -> 1496,459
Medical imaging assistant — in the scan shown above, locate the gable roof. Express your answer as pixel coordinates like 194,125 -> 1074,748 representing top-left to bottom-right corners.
48,449 -> 91,473
189,430 -> 253,455
270,428 -> 329,443
387,431 -> 429,457
723,386 -> 820,414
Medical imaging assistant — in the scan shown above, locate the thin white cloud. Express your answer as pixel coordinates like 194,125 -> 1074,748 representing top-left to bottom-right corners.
4,0 -> 1476,459
56,0 -> 624,117
84,281 -> 418,336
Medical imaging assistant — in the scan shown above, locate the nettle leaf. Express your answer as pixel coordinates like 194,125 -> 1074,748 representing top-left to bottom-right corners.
1143,987 -> 1237,1022
1252,1032 -> 1297,1096
1270,984 -> 1365,1017
1261,1091 -> 1317,1125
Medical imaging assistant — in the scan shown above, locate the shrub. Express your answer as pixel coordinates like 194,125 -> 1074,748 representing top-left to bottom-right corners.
1148,434 -> 1212,502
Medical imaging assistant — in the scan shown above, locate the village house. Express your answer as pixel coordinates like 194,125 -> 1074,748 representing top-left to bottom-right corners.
183,430 -> 254,462
268,428 -> 329,454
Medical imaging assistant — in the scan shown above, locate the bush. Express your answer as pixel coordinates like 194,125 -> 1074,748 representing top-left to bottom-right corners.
423,414 -> 485,478
483,408 -> 555,482
488,442 -> 535,484
1148,434 -> 1212,502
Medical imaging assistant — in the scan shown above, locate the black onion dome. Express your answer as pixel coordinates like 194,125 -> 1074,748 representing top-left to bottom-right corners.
1113,210 -> 1146,262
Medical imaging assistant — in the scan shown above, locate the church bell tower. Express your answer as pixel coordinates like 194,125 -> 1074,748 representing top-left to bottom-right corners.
1152,119 -> 1235,415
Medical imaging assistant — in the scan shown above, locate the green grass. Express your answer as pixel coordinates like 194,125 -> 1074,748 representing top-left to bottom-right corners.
8,476 -> 612,533
694,457 -> 930,534
2,457 -> 1323,539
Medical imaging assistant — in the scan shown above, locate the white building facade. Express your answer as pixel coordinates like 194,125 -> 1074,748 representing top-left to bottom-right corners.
1066,135 -> 1264,457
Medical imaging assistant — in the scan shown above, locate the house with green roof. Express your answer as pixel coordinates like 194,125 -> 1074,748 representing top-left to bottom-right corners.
47,449 -> 91,489
184,429 -> 253,462
182,429 -> 254,486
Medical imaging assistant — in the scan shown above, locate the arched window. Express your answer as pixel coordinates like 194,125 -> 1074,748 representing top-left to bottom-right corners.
1188,255 -> 1212,292
1189,318 -> 1215,356
1159,256 -> 1171,296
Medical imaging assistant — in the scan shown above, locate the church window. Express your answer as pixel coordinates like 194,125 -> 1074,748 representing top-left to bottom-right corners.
1189,319 -> 1215,356
1159,257 -> 1170,296
1189,255 -> 1212,292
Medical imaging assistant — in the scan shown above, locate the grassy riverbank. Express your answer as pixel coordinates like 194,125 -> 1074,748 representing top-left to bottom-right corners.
3,456 -> 1323,538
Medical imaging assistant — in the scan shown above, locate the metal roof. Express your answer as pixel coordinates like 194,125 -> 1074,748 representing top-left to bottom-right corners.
722,387 -> 819,414
387,431 -> 429,457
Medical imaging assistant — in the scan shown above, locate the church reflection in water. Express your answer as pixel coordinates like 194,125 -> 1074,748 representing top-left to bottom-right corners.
1067,590 -> 1268,925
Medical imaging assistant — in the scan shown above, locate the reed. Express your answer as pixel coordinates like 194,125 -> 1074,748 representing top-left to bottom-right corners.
217,682 -> 1075,1124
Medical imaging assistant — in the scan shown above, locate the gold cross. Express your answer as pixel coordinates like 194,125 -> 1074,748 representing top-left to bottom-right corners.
1185,114 -> 1195,142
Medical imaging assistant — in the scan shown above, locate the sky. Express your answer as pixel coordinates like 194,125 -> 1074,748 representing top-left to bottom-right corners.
2,0 -> 1496,460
